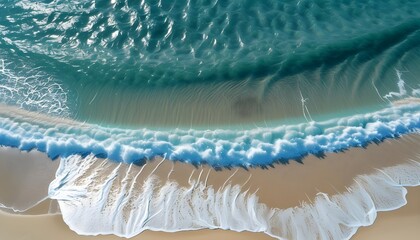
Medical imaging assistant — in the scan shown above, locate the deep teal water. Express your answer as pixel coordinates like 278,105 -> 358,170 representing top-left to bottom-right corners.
1,0 -> 420,126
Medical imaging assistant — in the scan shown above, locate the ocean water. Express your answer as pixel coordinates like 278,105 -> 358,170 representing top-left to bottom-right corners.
1,0 -> 420,127
1,0 -> 420,239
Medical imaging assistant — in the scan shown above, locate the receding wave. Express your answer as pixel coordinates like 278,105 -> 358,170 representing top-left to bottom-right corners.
48,154 -> 420,240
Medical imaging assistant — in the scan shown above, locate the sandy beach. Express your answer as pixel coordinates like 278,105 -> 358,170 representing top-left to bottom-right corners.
1,133 -> 419,239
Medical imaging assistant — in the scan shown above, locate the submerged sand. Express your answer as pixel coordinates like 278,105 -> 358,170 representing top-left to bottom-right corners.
0,134 -> 419,239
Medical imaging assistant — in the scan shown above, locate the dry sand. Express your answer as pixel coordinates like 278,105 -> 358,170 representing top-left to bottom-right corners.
0,134 -> 419,239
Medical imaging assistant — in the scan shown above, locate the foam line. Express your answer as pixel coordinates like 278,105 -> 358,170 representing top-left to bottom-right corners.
0,101 -> 419,168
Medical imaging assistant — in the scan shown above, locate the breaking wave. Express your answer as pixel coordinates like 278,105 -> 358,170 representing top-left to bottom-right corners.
0,100 -> 419,168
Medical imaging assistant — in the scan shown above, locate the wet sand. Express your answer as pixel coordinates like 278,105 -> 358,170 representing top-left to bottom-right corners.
353,186 -> 420,240
0,134 -> 419,239
0,147 -> 59,212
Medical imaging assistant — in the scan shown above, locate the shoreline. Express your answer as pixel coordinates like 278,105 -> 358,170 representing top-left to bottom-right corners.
2,133 -> 420,211
0,133 -> 419,239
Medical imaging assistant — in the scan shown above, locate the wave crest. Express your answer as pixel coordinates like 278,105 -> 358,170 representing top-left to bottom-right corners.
0,102 -> 419,167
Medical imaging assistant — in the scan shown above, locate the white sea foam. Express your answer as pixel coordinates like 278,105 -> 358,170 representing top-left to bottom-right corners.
0,100 -> 419,167
48,154 -> 420,240
0,59 -> 69,117
383,70 -> 420,101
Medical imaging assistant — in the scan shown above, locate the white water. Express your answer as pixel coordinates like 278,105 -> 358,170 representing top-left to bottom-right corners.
0,101 -> 419,168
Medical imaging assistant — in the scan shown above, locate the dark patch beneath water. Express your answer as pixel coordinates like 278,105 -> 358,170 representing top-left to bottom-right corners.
232,96 -> 262,118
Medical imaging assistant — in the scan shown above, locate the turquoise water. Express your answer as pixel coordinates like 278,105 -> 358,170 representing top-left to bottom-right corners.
1,0 -> 419,85
1,0 -> 420,126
